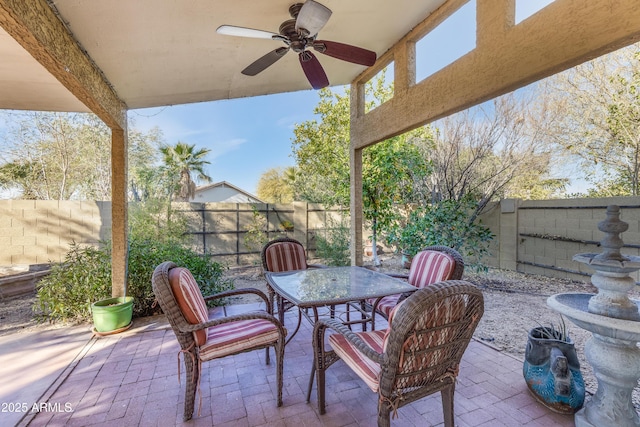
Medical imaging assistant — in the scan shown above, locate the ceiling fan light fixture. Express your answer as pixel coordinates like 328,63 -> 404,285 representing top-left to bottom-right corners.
295,0 -> 332,36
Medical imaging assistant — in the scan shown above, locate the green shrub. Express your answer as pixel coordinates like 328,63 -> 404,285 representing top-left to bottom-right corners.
36,239 -> 233,322
386,197 -> 494,271
126,237 -> 233,316
128,199 -> 189,244
36,200 -> 233,323
315,217 -> 350,266
243,206 -> 269,252
36,242 -> 112,322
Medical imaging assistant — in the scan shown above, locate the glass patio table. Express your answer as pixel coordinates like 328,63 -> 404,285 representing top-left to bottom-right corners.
265,266 -> 415,339
266,266 -> 416,402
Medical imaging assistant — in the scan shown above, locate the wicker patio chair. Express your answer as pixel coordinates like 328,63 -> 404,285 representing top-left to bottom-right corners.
313,280 -> 484,427
368,245 -> 464,321
152,261 -> 286,421
261,237 -> 327,320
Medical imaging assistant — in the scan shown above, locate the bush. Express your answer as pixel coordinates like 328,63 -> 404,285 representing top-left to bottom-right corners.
36,243 -> 112,322
36,200 -> 233,323
386,197 -> 494,271
315,217 -> 350,266
36,239 -> 233,322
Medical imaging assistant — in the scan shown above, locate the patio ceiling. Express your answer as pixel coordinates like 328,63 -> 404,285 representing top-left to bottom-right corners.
0,0 -> 446,113
2,0 -> 640,290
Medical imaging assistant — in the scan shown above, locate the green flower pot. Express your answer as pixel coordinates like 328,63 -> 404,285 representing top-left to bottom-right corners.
91,296 -> 133,332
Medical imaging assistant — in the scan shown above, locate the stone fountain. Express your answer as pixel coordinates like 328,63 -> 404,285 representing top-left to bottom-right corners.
548,205 -> 640,427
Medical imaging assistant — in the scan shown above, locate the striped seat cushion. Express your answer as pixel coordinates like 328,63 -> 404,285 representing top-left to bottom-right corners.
329,297 -> 464,395
368,251 -> 456,318
408,250 -> 456,288
329,329 -> 386,392
264,242 -> 307,272
199,318 -> 280,361
382,300 -> 404,352
372,294 -> 402,319
169,267 -> 209,345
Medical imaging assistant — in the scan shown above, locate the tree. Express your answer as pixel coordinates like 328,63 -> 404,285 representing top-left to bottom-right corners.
380,92 -> 563,269
292,73 -> 431,265
362,134 -> 431,265
160,142 -> 212,201
128,125 -> 166,202
419,93 -> 566,220
0,112 -> 109,199
539,43 -> 640,195
256,167 -> 295,203
0,112 -> 163,200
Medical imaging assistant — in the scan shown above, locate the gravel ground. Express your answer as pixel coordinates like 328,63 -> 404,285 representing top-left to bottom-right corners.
3,256 -> 639,408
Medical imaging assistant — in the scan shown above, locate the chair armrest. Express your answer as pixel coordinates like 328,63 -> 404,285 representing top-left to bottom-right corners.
313,318 -> 384,364
177,310 -> 285,335
203,287 -> 269,308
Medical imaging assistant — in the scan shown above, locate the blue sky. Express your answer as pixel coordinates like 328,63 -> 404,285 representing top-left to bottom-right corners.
130,0 -> 554,195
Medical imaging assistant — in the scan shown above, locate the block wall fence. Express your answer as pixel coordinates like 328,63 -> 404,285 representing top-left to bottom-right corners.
478,196 -> 640,283
1,197 -> 639,283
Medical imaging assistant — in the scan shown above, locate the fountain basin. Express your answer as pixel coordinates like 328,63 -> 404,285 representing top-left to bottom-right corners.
573,253 -> 640,274
548,293 -> 640,342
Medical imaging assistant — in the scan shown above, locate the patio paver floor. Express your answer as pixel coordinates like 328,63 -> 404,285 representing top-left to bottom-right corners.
11,303 -> 576,427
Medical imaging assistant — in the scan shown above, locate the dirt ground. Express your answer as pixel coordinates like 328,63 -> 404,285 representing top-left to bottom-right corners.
2,255 -> 638,404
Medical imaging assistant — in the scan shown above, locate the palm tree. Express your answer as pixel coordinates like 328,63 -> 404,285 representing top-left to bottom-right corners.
160,142 -> 212,201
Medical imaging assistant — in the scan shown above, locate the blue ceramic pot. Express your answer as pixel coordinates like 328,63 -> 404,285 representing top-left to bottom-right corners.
523,326 -> 585,414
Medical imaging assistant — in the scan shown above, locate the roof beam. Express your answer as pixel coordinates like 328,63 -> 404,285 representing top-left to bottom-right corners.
0,0 -> 126,129
351,0 -> 640,149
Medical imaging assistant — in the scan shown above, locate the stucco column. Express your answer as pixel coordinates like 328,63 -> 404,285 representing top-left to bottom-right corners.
350,80 -> 365,267
111,125 -> 128,297
350,146 -> 363,266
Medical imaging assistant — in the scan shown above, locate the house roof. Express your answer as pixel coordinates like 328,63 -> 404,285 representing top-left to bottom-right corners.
195,181 -> 263,203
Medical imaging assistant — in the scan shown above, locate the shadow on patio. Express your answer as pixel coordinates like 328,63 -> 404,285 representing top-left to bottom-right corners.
14,303 -> 575,427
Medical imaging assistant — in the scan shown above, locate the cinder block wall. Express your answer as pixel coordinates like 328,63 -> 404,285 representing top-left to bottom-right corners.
0,200 -> 111,265
2,198 -> 640,284
480,197 -> 640,282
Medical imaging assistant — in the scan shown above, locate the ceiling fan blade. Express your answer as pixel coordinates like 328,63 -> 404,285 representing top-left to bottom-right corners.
216,25 -> 279,40
299,51 -> 329,90
313,40 -> 377,66
295,0 -> 332,36
242,47 -> 290,76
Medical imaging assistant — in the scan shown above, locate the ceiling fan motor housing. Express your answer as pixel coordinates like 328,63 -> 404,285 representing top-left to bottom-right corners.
279,19 -> 310,53
289,3 -> 304,18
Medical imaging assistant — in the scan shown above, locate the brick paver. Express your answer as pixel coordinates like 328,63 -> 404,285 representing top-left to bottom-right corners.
17,304 -> 576,427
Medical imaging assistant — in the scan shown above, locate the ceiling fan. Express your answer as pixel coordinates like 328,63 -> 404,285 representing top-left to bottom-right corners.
216,0 -> 377,89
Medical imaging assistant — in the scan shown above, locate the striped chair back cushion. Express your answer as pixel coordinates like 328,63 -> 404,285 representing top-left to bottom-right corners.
408,250 -> 456,288
264,242 -> 308,272
169,267 -> 209,345
393,294 -> 467,388
382,299 -> 405,352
